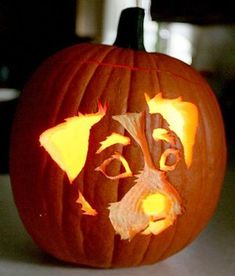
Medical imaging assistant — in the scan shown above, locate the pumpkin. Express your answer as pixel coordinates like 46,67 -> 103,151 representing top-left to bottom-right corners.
10,8 -> 226,268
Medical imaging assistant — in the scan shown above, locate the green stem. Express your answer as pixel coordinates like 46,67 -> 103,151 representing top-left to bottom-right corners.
113,7 -> 145,51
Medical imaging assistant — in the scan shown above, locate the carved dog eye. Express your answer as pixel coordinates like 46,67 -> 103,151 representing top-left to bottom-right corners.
95,151 -> 132,180
146,93 -> 198,169
152,127 -> 180,172
95,133 -> 133,179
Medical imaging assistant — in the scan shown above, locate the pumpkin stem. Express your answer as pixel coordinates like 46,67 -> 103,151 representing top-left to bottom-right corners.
114,7 -> 145,51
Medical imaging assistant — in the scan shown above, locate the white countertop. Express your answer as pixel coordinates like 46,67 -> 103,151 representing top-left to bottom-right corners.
0,166 -> 234,276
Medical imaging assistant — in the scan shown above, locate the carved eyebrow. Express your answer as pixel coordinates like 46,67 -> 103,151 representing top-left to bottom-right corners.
96,132 -> 130,154
152,128 -> 175,145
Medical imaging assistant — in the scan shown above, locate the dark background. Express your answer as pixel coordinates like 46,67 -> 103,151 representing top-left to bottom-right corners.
151,0 -> 234,25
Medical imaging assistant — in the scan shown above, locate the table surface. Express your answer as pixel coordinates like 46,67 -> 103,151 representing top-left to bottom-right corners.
0,165 -> 234,276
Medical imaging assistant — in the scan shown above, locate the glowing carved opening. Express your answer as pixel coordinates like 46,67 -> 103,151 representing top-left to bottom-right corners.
39,103 -> 106,182
145,93 -> 198,168
141,193 -> 174,235
76,191 -> 97,216
142,193 -> 172,217
95,152 -> 132,180
152,128 -> 175,145
142,217 -> 173,236
96,133 -> 130,154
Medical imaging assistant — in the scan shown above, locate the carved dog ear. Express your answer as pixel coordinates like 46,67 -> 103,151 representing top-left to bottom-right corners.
145,93 -> 198,168
39,103 -> 106,183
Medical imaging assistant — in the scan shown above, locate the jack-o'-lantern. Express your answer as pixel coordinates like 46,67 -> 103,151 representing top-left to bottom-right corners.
10,8 -> 226,268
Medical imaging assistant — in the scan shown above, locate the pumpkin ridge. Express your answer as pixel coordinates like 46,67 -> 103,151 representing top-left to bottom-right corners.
151,66 -> 198,260
157,216 -> 182,261
130,53 -> 155,265
80,46 -> 128,206
140,57 -> 190,263
137,235 -> 155,265
37,51 -> 85,251
33,45 -> 95,132
183,80 -> 225,246
80,57 -> 203,86
187,83 -> 211,244
37,50 -> 91,256
110,49 -> 136,266
79,47 -> 131,266
57,164 -> 81,259
108,48 -> 136,266
55,45 -> 115,118
181,80 -> 208,247
115,46 -> 134,199
23,52 -> 84,257
153,54 -> 165,165
136,55 -> 164,263
34,45 -> 114,263
110,52 -> 153,265
41,45 -> 91,105
79,47 -> 123,111
155,73 -> 221,260
59,174 -> 79,262
35,158 -> 72,260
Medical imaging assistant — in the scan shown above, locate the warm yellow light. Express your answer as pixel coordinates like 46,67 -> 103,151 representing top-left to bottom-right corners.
76,191 -> 97,216
39,103 -> 106,182
118,153 -> 132,177
142,193 -> 172,218
141,193 -> 174,235
96,132 -> 130,154
145,93 -> 198,168
142,218 -> 172,236
152,128 -> 174,144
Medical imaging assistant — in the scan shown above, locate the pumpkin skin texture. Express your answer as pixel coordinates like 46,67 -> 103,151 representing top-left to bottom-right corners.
10,42 -> 226,268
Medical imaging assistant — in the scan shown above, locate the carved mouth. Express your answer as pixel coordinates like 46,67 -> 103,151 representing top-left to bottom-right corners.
108,164 -> 182,240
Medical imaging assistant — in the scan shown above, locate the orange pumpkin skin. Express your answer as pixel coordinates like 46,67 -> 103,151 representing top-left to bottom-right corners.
10,43 -> 226,268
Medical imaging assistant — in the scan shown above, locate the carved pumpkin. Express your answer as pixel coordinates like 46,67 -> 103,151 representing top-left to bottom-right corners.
10,8 -> 226,268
